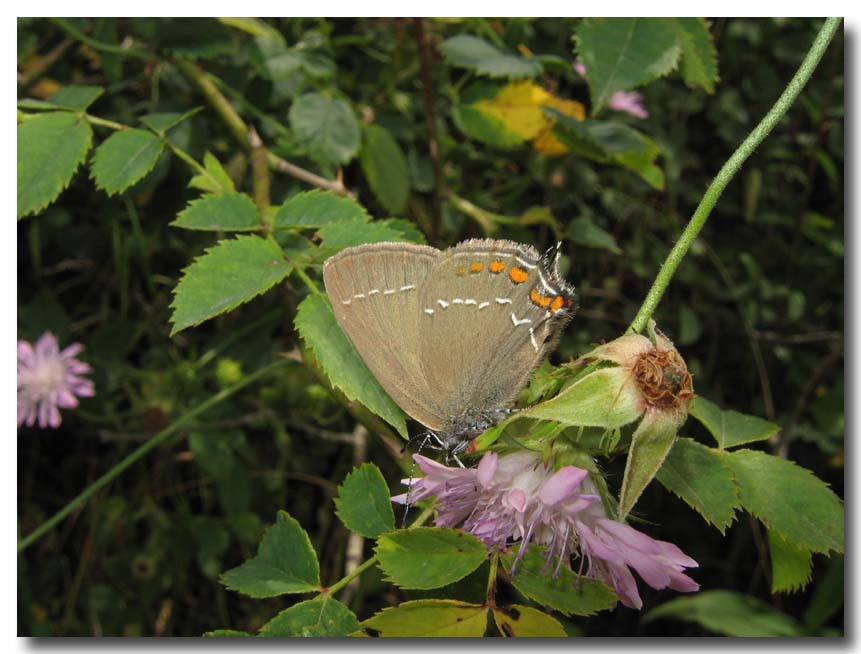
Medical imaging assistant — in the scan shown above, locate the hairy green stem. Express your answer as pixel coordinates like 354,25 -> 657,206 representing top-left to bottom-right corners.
628,17 -> 842,334
18,359 -> 289,552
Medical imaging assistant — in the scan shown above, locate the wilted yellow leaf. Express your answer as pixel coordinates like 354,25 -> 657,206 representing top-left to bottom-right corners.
533,96 -> 586,156
473,81 -> 554,141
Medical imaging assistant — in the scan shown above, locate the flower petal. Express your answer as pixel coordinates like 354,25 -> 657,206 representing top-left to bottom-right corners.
538,466 -> 588,505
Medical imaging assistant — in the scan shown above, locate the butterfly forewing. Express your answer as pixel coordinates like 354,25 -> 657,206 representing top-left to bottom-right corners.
322,242 -> 446,431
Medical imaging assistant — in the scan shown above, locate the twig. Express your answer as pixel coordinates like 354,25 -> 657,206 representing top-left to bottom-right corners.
249,126 -> 272,216
18,37 -> 74,91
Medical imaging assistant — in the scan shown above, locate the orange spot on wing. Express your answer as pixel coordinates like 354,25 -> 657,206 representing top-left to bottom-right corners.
509,266 -> 529,284
489,261 -> 506,274
469,262 -> 484,273
550,295 -> 566,313
530,288 -> 552,309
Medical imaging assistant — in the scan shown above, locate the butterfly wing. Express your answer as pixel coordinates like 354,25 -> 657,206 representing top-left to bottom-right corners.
323,242 -> 445,431
416,239 -> 575,426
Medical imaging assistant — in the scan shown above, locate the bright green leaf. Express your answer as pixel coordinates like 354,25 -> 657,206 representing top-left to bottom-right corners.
672,18 -> 719,93
188,151 -> 236,194
502,547 -> 617,616
618,411 -> 679,519
91,129 -> 165,196
769,529 -> 813,594
139,108 -> 203,134
17,112 -> 93,218
360,124 -> 410,214
726,449 -> 843,555
220,511 -> 320,598
274,189 -> 369,229
172,193 -> 260,231
170,235 -> 291,335
575,18 -> 682,114
334,463 -> 395,538
295,294 -> 408,437
656,437 -> 740,533
689,397 -> 780,449
317,220 -> 408,249
439,34 -> 542,79
360,600 -> 488,637
259,596 -> 360,637
644,590 -> 803,636
289,93 -> 360,166
374,527 -> 487,590
46,85 -> 104,111
491,605 -> 567,637
566,217 -> 622,254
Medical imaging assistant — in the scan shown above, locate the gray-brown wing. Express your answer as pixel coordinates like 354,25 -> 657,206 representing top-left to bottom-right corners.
322,242 -> 445,431
416,238 -> 575,425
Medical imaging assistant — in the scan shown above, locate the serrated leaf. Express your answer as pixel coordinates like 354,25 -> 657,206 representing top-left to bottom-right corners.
139,107 -> 204,134
220,511 -> 320,598
91,128 -> 165,196
17,112 -> 93,218
259,596 -> 360,637
520,367 -> 643,429
374,528 -> 487,590
172,193 -> 260,231
295,294 -> 408,437
439,34 -> 542,79
656,437 -> 740,533
672,18 -> 719,93
189,151 -> 236,194
317,220 -> 409,249
644,590 -> 803,636
334,463 -> 395,538
360,600 -> 488,637
726,449 -> 843,555
575,18 -> 682,114
289,93 -> 360,166
170,235 -> 291,335
769,529 -> 813,594
46,85 -> 104,111
502,547 -> 617,616
618,411 -> 679,519
689,397 -> 780,449
203,629 -> 252,637
491,605 -> 567,637
360,124 -> 410,214
565,216 -> 622,254
274,189 -> 369,229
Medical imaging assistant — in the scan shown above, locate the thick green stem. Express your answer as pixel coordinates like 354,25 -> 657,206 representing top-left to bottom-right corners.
18,359 -> 289,552
628,17 -> 842,334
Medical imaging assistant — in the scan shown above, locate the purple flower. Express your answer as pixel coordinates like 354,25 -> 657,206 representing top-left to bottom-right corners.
573,60 -> 649,119
393,451 -> 698,609
17,331 -> 94,429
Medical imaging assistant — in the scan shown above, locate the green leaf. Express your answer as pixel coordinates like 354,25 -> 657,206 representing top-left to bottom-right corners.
618,411 -> 679,519
203,629 -> 252,637
490,605 -> 567,637
170,235 -> 291,335
502,547 -> 617,616
375,527 -> 487,590
188,151 -> 236,194
360,124 -> 410,214
439,34 -> 542,79
17,112 -> 93,218
521,367 -> 643,429
672,18 -> 719,93
139,107 -> 203,134
360,600 -> 488,637
656,437 -> 740,533
259,596 -> 360,637
295,294 -> 407,437
317,220 -> 409,249
289,93 -> 360,166
334,463 -> 395,538
769,529 -> 812,594
689,397 -> 780,449
220,511 -> 320,598
46,85 -> 104,111
274,189 -> 369,229
644,590 -> 803,637
726,449 -> 843,555
565,217 -> 622,254
91,129 -> 165,196
575,18 -> 682,114
172,193 -> 260,231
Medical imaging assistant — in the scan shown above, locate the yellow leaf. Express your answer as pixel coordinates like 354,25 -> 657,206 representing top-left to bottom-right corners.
533,96 -> 586,156
473,81 -> 554,141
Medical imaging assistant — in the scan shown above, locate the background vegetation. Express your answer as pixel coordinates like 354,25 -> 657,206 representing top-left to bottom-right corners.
17,17 -> 843,637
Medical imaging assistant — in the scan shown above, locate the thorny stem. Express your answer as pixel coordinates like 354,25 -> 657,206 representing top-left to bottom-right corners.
628,17 -> 842,334
17,360 -> 290,552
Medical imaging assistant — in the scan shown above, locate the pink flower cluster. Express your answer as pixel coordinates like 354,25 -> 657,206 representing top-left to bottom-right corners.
393,451 -> 698,609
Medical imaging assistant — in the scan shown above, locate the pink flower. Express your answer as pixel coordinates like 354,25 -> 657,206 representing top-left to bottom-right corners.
17,331 -> 95,429
393,451 -> 698,609
573,60 -> 649,119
